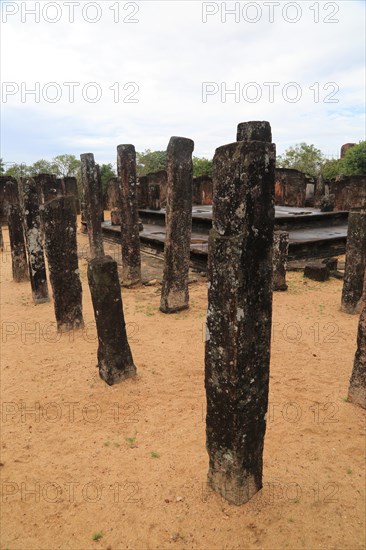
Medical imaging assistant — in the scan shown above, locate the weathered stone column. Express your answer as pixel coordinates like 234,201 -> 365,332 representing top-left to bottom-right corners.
63,177 -> 80,214
148,183 -> 160,210
20,178 -> 49,303
117,144 -> 141,286
348,272 -> 366,408
160,136 -> 194,313
205,123 -> 275,505
80,201 -> 88,234
35,173 -> 58,203
43,196 -> 84,331
87,255 -> 136,385
273,231 -> 289,291
341,210 -> 366,313
237,121 -> 272,142
4,180 -> 28,282
80,153 -> 105,258
95,164 -> 105,222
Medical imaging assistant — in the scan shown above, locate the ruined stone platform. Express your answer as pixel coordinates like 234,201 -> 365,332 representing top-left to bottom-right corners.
98,205 -> 348,272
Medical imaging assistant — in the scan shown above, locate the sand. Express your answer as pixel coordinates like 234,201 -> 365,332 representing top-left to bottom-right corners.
1,227 -> 365,550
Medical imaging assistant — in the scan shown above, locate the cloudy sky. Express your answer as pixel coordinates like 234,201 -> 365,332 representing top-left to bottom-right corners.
1,0 -> 365,168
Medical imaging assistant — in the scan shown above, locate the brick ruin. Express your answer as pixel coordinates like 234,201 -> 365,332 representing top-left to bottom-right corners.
326,175 -> 366,211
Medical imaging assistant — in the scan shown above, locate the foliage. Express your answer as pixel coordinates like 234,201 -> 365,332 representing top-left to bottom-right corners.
342,141 -> 366,175
277,143 -> 325,177
29,159 -> 56,175
52,154 -> 80,177
136,149 -> 167,176
321,158 -> 344,180
4,163 -> 32,178
0,158 -> 4,174
99,163 -> 116,193
192,156 -> 212,177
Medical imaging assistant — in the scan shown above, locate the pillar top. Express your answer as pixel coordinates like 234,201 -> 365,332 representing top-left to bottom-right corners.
236,121 -> 272,143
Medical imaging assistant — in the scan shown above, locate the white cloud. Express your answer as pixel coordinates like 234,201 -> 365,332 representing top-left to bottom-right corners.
1,0 -> 365,165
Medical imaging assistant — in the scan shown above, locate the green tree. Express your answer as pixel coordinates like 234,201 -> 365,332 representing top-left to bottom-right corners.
29,159 -> 56,175
321,158 -> 344,180
136,149 -> 167,176
0,158 -> 5,174
52,154 -> 80,177
99,163 -> 116,194
342,141 -> 366,175
192,156 -> 212,177
277,143 -> 325,177
5,163 -> 31,178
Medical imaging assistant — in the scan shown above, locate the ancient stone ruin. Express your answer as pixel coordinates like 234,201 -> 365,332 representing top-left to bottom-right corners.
205,121 -> 275,505
87,255 -> 136,385
192,175 -> 213,206
80,153 -> 105,258
43,196 -> 84,332
3,178 -> 28,282
117,144 -> 142,286
273,231 -> 289,291
341,210 -> 366,313
348,271 -> 366,409
20,177 -> 49,304
160,136 -> 194,313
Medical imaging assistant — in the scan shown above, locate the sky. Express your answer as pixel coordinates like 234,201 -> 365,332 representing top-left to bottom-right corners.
1,0 -> 365,169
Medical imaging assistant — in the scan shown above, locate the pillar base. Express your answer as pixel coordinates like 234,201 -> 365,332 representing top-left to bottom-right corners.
99,363 -> 137,386
208,466 -> 260,506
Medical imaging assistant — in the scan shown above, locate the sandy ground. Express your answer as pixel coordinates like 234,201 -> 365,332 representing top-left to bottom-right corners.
1,224 -> 365,550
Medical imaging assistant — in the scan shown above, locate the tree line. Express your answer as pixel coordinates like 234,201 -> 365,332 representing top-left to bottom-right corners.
1,141 -> 364,192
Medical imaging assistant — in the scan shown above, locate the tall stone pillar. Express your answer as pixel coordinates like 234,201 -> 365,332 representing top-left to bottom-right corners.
87,255 -> 136,385
205,122 -> 275,505
4,180 -> 28,282
80,153 -> 105,258
95,164 -> 105,222
160,136 -> 194,313
237,121 -> 272,143
63,177 -> 80,214
117,144 -> 141,286
341,210 -> 366,313
20,178 -> 49,303
43,196 -> 84,331
273,231 -> 289,291
348,272 -> 366,408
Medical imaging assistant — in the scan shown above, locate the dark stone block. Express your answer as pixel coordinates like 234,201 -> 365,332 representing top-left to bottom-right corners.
304,263 -> 330,282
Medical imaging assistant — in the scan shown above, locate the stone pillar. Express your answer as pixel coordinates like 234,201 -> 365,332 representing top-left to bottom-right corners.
205,123 -> 275,505
80,153 -> 105,258
80,201 -> 88,233
20,178 -> 49,303
348,272 -> 366,408
87,255 -> 136,385
117,144 -> 141,286
341,210 -> 366,314
273,231 -> 289,291
35,173 -> 59,203
237,121 -> 272,142
43,196 -> 84,331
63,177 -> 80,214
95,164 -> 105,222
148,183 -> 160,210
160,136 -> 194,313
4,180 -> 28,282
